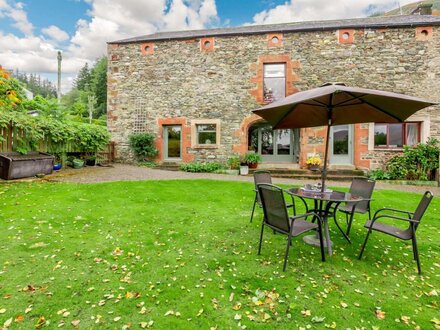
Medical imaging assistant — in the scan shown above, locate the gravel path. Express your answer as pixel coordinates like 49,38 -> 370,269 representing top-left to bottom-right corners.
46,163 -> 438,194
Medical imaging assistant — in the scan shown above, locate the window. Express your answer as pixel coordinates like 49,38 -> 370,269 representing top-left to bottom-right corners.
197,124 -> 216,145
374,122 -> 420,148
191,119 -> 221,148
263,63 -> 285,103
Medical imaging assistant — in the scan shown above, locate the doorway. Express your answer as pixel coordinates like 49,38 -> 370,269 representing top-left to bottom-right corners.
163,125 -> 182,160
330,124 -> 353,164
248,123 -> 299,163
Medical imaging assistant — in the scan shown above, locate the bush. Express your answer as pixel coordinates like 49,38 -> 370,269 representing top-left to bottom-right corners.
129,133 -> 159,161
227,155 -> 241,170
243,152 -> 262,165
180,162 -> 224,173
386,138 -> 439,181
368,169 -> 391,180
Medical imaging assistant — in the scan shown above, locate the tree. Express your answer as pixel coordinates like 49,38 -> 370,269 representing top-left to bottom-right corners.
90,56 -> 107,118
74,63 -> 92,91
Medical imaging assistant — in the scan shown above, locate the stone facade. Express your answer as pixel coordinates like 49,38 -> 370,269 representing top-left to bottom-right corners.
107,16 -> 440,169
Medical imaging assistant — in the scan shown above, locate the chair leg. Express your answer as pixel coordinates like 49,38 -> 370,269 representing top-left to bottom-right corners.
250,196 -> 257,223
291,196 -> 297,216
283,234 -> 292,272
412,233 -> 422,275
257,223 -> 265,255
317,220 -> 326,262
345,212 -> 355,238
358,229 -> 372,260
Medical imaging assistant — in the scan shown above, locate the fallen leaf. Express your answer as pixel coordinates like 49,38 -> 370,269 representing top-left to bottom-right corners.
0,308 -> 6,314
35,316 -> 46,329
71,320 -> 80,327
3,318 -> 12,328
197,309 -> 204,317
375,309 -> 386,320
301,310 -> 311,317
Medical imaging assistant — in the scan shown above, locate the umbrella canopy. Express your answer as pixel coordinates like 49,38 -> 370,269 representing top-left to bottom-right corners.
253,83 -> 435,129
252,83 -> 436,191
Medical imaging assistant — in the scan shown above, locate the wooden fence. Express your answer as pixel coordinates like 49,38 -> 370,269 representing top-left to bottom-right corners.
0,122 -> 115,163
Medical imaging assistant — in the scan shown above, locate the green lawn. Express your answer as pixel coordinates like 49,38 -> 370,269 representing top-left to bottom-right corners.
0,180 -> 439,329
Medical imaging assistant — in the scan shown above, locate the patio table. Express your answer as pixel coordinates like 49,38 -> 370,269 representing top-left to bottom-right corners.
286,187 -> 368,256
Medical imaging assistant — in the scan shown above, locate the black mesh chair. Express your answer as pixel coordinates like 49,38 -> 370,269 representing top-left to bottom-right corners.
257,183 -> 325,271
250,170 -> 299,223
358,191 -> 433,274
333,178 -> 376,238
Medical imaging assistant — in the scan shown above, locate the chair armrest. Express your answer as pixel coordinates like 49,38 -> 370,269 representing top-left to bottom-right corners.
369,214 -> 418,225
290,212 -> 322,222
372,207 -> 413,219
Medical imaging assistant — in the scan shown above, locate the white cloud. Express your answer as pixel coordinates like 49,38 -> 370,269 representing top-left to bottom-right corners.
42,25 -> 69,42
5,1 -> 34,35
251,0 -> 417,24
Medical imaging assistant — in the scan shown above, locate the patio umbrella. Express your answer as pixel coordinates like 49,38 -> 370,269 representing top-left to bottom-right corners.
252,83 -> 436,192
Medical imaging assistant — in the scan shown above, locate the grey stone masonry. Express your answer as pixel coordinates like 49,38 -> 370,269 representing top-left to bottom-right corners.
107,15 -> 440,168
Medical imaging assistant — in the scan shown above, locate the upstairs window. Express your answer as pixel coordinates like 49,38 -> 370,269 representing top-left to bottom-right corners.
263,63 -> 285,103
374,122 -> 420,148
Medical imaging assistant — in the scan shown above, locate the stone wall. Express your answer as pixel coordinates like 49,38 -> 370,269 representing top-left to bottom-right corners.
107,24 -> 440,167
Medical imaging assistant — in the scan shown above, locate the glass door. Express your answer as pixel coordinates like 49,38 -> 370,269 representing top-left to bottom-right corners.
248,124 -> 299,163
163,125 -> 182,160
330,124 -> 353,164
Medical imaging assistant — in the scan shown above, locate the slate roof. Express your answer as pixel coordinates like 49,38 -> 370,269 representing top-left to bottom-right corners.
110,15 -> 440,44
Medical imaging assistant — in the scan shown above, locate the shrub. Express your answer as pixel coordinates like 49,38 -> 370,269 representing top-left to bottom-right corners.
180,162 -> 224,173
368,169 -> 392,180
227,154 -> 241,170
243,152 -> 262,165
386,138 -> 439,181
128,133 -> 159,161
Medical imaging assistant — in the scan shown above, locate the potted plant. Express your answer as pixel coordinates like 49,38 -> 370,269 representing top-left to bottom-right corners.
306,155 -> 321,171
244,152 -> 262,169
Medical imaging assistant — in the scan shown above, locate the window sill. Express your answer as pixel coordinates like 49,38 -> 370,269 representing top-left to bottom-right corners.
374,147 -> 404,151
193,144 -> 219,149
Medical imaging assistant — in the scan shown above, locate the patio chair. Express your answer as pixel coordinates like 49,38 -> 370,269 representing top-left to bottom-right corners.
250,170 -> 299,223
257,183 -> 325,271
358,191 -> 433,274
333,178 -> 376,238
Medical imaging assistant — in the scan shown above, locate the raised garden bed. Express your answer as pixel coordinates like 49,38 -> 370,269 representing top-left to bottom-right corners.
0,152 -> 54,180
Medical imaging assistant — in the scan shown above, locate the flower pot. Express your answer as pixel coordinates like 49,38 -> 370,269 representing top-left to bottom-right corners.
307,165 -> 320,171
73,159 -> 85,169
53,163 -> 62,171
240,165 -> 249,176
248,162 -> 258,169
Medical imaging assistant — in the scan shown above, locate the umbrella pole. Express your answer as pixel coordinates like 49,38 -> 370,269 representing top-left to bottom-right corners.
321,121 -> 331,193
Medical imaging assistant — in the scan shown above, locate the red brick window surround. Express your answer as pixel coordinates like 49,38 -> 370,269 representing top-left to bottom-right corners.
200,37 -> 215,52
140,42 -> 154,55
249,55 -> 300,104
416,26 -> 433,41
338,29 -> 355,44
267,33 -> 283,48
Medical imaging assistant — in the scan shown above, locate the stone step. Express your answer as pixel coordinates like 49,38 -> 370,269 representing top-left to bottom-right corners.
157,162 -> 180,171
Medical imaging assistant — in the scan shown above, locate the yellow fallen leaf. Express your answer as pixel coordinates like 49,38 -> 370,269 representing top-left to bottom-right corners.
340,302 -> 348,308
301,310 -> 311,317
114,317 -> 121,322
375,309 -> 386,320
3,318 -> 13,328
0,308 -> 6,314
197,309 -> 204,317
71,320 -> 80,327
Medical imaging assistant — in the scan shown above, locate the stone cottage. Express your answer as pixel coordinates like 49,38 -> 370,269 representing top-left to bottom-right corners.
107,15 -> 440,170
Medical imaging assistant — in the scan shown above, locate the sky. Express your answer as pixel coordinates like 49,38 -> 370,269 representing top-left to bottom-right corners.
0,0 -> 416,93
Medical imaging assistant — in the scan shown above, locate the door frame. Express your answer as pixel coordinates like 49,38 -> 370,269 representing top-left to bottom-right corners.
329,124 -> 353,165
163,125 -> 182,160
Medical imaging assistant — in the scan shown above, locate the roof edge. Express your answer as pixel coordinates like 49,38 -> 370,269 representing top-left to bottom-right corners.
108,15 -> 440,44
